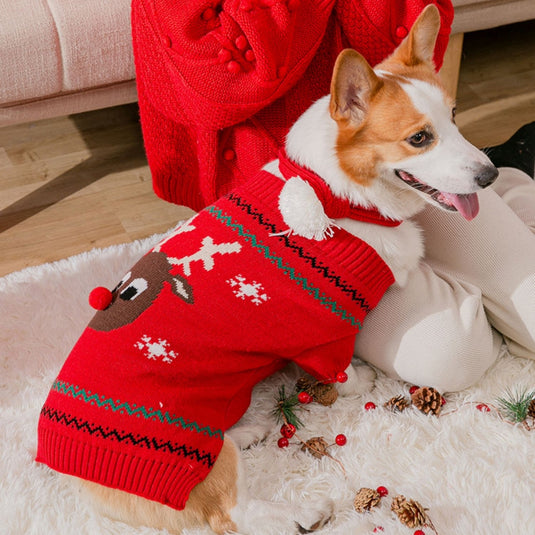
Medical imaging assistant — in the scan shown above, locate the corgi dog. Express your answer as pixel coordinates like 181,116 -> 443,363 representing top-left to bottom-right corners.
58,5 -> 497,535
274,5 -> 497,289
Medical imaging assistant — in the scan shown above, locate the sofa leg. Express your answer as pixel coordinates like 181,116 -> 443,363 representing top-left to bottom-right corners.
439,32 -> 464,99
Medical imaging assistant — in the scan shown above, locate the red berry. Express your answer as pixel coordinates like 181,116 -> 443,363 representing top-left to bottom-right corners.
441,396 -> 447,406
414,530 -> 425,535
298,391 -> 313,404
373,528 -> 384,533
280,424 -> 296,438
364,402 -> 376,411
335,434 -> 347,446
376,486 -> 388,497
336,371 -> 348,383
88,286 -> 113,311
277,437 -> 289,448
477,403 -> 490,412
409,385 -> 419,395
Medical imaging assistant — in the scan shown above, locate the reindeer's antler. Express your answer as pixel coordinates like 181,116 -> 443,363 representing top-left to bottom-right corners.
167,236 -> 242,276
152,221 -> 196,253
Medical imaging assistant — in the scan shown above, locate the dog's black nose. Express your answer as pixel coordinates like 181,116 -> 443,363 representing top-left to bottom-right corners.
475,164 -> 499,188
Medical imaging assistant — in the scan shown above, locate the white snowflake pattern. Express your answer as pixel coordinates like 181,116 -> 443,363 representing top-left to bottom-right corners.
227,274 -> 270,306
134,335 -> 178,364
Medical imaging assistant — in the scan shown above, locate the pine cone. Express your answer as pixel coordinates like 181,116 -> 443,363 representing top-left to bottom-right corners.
354,487 -> 381,513
391,495 -> 427,528
312,383 -> 339,406
301,436 -> 329,459
296,377 -> 339,406
528,399 -> 535,419
411,386 -> 443,415
384,395 -> 411,412
296,376 -> 316,393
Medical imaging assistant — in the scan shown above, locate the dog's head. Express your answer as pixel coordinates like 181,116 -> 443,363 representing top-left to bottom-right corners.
329,5 -> 497,220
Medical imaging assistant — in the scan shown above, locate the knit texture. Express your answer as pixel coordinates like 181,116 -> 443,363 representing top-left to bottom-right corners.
131,0 -> 453,210
36,166 -> 394,510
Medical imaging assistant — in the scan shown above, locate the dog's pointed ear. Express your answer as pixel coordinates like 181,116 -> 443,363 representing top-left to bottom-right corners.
389,4 -> 441,67
330,49 -> 381,126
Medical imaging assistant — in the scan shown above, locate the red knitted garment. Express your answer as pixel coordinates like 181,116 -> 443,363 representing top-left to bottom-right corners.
131,0 -> 454,210
278,150 -> 402,227
36,166 -> 394,510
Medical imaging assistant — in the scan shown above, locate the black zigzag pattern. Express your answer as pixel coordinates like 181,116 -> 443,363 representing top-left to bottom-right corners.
41,406 -> 216,467
227,193 -> 371,312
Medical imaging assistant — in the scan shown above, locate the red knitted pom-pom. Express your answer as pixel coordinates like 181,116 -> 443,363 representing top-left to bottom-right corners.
89,287 -> 113,311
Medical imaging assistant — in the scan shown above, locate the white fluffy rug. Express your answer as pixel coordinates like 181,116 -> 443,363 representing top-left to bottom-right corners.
2,232 -> 535,535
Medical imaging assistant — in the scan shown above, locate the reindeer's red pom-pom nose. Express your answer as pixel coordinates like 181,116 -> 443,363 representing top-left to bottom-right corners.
89,287 -> 113,310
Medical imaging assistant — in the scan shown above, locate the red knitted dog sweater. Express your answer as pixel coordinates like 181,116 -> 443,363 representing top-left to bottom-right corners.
36,161 -> 395,510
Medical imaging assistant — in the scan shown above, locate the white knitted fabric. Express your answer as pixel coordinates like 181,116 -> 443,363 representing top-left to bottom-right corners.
355,167 -> 535,392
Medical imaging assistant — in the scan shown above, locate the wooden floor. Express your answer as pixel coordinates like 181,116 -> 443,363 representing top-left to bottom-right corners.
1,20 -> 535,277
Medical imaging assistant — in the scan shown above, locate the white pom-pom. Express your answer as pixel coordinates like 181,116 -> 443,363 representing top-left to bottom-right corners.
278,177 -> 336,240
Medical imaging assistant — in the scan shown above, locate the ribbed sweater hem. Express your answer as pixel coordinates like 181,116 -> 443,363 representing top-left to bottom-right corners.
36,427 -> 202,510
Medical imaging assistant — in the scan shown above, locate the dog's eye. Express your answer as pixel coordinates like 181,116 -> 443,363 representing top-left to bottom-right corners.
407,130 -> 433,147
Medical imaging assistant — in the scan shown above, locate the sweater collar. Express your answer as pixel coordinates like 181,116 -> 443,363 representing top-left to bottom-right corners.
278,150 -> 402,227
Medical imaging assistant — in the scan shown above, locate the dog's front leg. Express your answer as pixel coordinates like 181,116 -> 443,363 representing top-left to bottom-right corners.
222,436 -> 333,535
226,423 -> 270,450
231,494 -> 334,535
336,361 -> 376,397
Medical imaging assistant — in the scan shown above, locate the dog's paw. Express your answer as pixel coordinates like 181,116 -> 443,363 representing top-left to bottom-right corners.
295,498 -> 334,533
337,363 -> 376,397
226,424 -> 270,450
236,497 -> 333,535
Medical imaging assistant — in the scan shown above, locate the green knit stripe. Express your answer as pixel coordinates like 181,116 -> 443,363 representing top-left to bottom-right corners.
206,206 -> 361,329
51,380 -> 224,440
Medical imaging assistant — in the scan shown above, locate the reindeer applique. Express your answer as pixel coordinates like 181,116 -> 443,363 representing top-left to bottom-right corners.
88,225 -> 242,332
88,250 -> 194,332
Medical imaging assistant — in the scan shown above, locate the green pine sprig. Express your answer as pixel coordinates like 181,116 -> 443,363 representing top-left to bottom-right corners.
496,387 -> 535,423
272,385 -> 305,430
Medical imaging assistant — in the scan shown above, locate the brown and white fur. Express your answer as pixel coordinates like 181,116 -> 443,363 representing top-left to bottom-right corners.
79,5 -> 497,534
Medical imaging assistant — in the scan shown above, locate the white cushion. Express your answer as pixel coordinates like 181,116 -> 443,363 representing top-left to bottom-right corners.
0,0 -> 135,106
452,0 -> 535,34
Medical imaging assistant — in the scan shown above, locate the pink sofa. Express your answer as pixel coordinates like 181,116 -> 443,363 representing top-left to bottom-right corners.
0,0 -> 533,128
0,0 -> 136,127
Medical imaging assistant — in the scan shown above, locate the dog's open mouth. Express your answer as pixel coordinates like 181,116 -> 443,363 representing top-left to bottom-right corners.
395,170 -> 479,220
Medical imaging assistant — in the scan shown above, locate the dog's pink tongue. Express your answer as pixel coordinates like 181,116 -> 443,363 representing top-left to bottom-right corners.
441,192 -> 480,220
